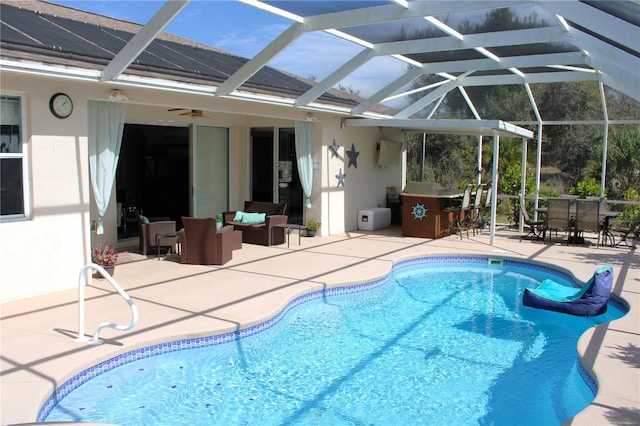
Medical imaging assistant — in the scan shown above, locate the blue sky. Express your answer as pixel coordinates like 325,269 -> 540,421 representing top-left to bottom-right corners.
49,1 -> 409,100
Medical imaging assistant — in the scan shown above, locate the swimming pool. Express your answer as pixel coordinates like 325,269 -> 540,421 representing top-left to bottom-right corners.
40,256 -> 626,425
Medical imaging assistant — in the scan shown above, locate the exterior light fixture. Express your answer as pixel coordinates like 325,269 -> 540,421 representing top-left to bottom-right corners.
108,89 -> 129,101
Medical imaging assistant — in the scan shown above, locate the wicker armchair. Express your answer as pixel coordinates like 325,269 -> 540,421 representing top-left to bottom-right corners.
135,210 -> 177,255
180,217 -> 233,265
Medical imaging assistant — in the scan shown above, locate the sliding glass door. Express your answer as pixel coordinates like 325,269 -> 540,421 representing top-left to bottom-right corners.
250,127 -> 303,224
193,125 -> 229,217
278,128 -> 303,224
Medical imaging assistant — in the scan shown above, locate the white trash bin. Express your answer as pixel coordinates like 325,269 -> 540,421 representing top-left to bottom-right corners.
357,208 -> 391,231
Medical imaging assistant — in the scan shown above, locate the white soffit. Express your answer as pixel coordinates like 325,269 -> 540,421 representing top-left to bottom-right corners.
343,118 -> 535,139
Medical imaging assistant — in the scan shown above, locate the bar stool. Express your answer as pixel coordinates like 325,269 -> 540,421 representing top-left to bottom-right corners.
445,184 -> 473,239
469,183 -> 487,235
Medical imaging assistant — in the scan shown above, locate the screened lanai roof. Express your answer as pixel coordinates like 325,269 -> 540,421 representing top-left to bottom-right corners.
1,0 -> 638,122
0,0 -> 640,134
243,0 -> 639,125
254,2 -> 637,99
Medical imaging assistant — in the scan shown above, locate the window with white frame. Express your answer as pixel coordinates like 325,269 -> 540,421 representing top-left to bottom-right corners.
1,95 -> 26,218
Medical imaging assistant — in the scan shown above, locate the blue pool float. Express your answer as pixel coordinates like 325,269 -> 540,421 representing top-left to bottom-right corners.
522,265 -> 613,316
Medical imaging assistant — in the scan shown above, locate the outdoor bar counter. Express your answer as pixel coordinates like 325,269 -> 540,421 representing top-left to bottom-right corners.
401,182 -> 464,239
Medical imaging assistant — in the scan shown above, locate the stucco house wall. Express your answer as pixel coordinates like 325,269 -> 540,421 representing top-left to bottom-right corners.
319,125 -> 403,233
1,74 -> 93,302
0,72 -> 403,303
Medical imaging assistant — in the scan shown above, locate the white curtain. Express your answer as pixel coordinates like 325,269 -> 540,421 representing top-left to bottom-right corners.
294,121 -> 313,208
88,100 -> 126,232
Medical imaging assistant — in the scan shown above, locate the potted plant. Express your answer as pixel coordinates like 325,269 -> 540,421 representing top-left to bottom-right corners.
92,244 -> 118,276
306,220 -> 320,237
216,213 -> 223,230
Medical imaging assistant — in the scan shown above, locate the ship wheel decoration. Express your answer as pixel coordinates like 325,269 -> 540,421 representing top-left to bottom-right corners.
411,203 -> 427,220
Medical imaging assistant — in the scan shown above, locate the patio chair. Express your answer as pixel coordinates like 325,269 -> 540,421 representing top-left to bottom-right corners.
518,193 -> 545,241
135,210 -> 177,255
180,217 -> 233,265
575,199 -> 600,247
544,198 -> 571,244
612,213 -> 640,248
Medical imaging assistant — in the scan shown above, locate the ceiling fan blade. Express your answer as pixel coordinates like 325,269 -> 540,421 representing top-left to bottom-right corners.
171,108 -> 210,118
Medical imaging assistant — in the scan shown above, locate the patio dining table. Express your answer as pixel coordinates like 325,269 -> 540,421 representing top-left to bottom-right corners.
535,206 -> 620,246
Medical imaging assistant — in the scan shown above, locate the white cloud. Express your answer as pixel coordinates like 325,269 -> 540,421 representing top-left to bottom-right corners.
214,23 -> 291,58
269,32 -> 360,81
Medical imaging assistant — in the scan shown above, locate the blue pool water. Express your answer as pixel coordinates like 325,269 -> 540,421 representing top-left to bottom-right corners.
42,257 -> 626,425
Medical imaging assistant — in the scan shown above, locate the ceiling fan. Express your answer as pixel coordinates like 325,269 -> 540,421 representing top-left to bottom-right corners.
168,108 -> 210,118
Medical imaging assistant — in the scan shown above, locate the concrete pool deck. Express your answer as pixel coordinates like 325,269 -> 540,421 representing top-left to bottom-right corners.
1,227 -> 638,425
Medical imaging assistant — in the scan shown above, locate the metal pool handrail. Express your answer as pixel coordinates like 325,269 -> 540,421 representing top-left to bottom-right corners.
74,263 -> 139,345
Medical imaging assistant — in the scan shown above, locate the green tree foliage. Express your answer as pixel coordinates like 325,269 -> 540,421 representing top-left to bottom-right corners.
500,162 -> 537,224
605,128 -> 640,199
569,177 -> 601,198
478,85 -> 535,122
535,82 -> 603,182
405,132 -> 476,187
409,8 -> 548,120
605,88 -> 640,120
405,132 -> 427,182
491,139 -> 537,222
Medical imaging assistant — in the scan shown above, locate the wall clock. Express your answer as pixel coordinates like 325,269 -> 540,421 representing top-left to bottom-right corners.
49,92 -> 73,119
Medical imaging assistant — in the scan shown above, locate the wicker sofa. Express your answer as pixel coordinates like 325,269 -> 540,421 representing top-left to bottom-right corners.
223,201 -> 288,246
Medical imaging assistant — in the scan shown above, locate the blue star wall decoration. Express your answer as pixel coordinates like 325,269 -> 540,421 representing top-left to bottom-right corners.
335,168 -> 346,187
346,143 -> 359,168
328,139 -> 340,158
